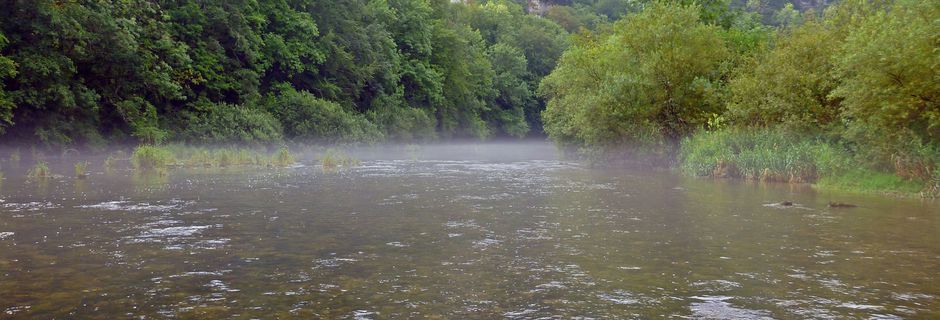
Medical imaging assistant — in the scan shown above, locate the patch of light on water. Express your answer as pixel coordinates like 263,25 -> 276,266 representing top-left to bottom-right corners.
471,237 -> 501,250
386,241 -> 410,248
351,309 -> 377,320
597,290 -> 641,305
1,201 -> 60,212
691,280 -> 743,292
78,199 -> 192,212
135,225 -> 212,238
689,296 -> 774,320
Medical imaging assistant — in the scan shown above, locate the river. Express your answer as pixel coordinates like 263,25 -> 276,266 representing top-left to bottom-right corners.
0,142 -> 938,318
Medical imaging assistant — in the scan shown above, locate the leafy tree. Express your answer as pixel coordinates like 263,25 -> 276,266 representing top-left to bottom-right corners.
725,17 -> 842,131
541,3 -> 729,149
0,32 -> 15,132
833,0 -> 940,144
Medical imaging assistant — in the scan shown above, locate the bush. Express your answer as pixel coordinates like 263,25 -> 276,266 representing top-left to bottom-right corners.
132,145 -> 175,170
179,101 -> 283,144
367,105 -> 436,142
265,87 -> 384,144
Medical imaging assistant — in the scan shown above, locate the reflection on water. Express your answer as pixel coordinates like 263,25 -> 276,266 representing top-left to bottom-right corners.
0,142 -> 939,318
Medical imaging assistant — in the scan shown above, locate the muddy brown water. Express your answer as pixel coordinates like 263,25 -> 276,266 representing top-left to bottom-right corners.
0,142 -> 938,319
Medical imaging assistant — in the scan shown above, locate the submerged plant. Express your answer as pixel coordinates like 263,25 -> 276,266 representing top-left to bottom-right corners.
27,161 -> 52,179
74,161 -> 89,179
132,145 -> 175,170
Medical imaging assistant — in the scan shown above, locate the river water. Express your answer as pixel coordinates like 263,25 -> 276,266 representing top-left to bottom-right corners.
0,142 -> 938,319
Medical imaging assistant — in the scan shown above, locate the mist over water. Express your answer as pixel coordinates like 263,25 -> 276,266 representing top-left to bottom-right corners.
0,142 -> 939,318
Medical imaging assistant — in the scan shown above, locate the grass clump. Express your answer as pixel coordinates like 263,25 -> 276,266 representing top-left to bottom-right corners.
74,161 -> 89,179
320,148 -> 359,168
27,161 -> 52,179
271,147 -> 295,167
132,145 -> 175,170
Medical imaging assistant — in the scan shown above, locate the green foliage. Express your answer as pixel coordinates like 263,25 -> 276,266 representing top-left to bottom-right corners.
725,17 -> 842,131
132,145 -> 175,170
264,86 -> 383,144
832,0 -> 940,147
103,154 -> 120,171
179,101 -> 283,144
679,128 -> 847,182
815,169 -> 928,196
541,3 -> 729,150
0,0 -> 573,145
27,161 -> 51,179
0,32 -> 16,132
272,147 -> 295,167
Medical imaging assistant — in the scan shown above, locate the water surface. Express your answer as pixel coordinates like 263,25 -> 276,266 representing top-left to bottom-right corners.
1,143 -> 938,318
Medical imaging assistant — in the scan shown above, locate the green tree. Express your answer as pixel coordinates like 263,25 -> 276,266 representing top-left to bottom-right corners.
833,0 -> 940,144
541,3 -> 728,149
0,32 -> 16,132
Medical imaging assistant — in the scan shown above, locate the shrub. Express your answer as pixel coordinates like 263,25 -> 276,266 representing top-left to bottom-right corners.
367,105 -> 436,142
265,87 -> 384,144
178,101 -> 283,144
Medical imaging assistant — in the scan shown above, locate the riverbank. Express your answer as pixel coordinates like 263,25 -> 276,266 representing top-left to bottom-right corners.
678,129 -> 940,198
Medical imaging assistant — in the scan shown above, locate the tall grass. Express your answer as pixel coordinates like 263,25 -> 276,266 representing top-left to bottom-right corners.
74,161 -> 89,179
27,161 -> 52,179
271,147 -> 295,167
131,144 -> 296,170
680,128 -> 936,196
132,145 -> 175,170
680,129 -> 841,182
320,148 -> 359,168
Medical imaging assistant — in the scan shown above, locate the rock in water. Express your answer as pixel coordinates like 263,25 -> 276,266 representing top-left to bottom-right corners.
828,202 -> 857,208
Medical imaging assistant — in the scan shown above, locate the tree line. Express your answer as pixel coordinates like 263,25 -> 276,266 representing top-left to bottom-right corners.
0,0 -> 577,146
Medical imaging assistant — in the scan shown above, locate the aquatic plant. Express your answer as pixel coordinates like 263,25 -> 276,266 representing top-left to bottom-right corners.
132,145 -> 175,170
103,154 -> 118,170
27,161 -> 51,179
271,147 -> 295,167
74,161 -> 89,179
320,149 -> 359,168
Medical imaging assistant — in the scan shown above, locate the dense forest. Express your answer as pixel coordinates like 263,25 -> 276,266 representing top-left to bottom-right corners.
0,0 -> 572,145
1,0 -> 937,193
